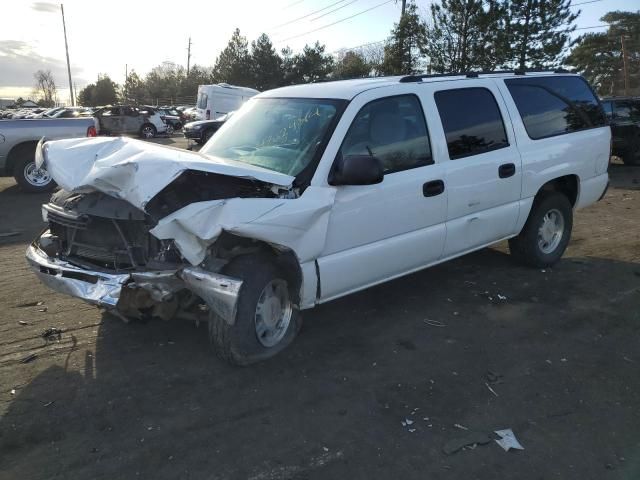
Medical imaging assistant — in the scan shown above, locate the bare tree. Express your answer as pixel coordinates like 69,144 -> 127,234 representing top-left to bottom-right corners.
33,70 -> 57,107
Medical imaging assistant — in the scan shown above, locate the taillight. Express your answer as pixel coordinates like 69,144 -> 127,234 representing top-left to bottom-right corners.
206,109 -> 210,120
87,126 -> 97,137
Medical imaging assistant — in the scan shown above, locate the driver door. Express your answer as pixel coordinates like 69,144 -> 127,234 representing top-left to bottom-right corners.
317,93 -> 447,301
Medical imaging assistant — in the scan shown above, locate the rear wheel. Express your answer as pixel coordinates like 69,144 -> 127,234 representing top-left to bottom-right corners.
165,124 -> 174,136
509,191 -> 573,268
140,124 -> 157,139
208,255 -> 302,365
12,146 -> 56,193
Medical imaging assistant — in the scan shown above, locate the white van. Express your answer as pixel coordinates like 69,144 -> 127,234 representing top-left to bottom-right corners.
195,84 -> 259,121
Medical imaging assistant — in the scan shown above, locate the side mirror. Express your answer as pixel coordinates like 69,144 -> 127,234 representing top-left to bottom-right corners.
329,154 -> 384,186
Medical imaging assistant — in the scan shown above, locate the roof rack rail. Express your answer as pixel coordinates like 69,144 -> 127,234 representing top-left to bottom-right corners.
399,69 -> 572,83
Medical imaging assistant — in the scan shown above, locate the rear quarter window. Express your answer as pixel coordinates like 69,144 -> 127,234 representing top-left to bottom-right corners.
434,87 -> 509,160
505,76 -> 606,140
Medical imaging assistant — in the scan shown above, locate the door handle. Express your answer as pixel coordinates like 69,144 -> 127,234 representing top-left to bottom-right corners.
499,163 -> 516,178
423,180 -> 445,197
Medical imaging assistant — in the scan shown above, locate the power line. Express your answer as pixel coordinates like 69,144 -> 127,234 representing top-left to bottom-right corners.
278,0 -> 395,43
311,0 -> 359,21
272,0 -> 348,30
570,0 -> 605,7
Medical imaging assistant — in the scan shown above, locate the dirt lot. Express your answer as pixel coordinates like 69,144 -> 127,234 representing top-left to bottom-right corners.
0,150 -> 639,479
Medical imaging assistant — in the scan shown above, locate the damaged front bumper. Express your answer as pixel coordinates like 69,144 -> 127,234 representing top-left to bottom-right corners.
25,243 -> 243,324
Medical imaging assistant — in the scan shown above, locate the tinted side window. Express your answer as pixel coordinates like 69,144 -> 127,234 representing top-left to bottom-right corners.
505,76 -> 606,140
614,101 -> 640,122
434,88 -> 509,160
197,93 -> 208,109
340,95 -> 432,174
602,101 -> 613,119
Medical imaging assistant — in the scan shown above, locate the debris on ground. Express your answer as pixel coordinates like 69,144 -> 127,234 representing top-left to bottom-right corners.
485,382 -> 499,397
10,389 -> 16,395
485,371 -> 504,385
454,423 -> 469,430
20,353 -> 38,364
494,429 -> 525,452
443,431 -> 493,455
18,321 -> 29,326
14,301 -> 44,308
38,307 -> 48,313
423,319 -> 446,327
42,327 -> 63,342
43,401 -> 55,407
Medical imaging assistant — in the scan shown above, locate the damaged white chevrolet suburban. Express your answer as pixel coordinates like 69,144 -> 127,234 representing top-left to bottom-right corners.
26,72 -> 610,364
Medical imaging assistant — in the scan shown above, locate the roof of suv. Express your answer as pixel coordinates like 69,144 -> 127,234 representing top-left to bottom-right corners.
258,71 -> 579,100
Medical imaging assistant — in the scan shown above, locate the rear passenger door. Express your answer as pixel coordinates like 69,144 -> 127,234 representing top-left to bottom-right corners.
430,83 -> 522,256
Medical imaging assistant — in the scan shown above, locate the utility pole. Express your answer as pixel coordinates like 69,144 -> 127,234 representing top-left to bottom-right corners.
124,64 -> 128,101
60,4 -> 74,106
187,37 -> 192,76
401,0 -> 406,16
621,35 -> 630,96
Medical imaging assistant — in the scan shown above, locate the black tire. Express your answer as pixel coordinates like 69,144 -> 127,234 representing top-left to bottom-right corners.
509,191 -> 573,268
139,123 -> 157,139
208,255 -> 302,366
12,145 -> 56,193
194,139 -> 203,145
202,129 -> 214,143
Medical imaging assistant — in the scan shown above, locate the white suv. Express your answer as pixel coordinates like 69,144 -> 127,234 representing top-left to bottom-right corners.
28,72 -> 610,365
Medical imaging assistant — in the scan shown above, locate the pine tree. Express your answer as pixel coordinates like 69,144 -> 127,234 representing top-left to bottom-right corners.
333,51 -> 371,79
424,0 -> 505,73
381,2 -> 426,75
288,42 -> 334,84
566,11 -> 640,96
212,28 -> 252,87
505,0 -> 578,70
250,34 -> 284,91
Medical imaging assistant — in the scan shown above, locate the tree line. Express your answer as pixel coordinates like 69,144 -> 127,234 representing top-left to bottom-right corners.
51,2 -> 638,107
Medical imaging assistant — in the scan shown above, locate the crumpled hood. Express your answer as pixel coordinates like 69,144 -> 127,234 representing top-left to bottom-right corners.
40,136 -> 294,211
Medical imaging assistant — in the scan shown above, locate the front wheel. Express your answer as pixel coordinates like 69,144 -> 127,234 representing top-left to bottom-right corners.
13,153 -> 56,193
208,255 -> 302,365
509,191 -> 573,268
202,129 -> 214,143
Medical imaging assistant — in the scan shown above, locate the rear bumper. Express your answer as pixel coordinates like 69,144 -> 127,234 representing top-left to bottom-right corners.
576,173 -> 609,209
25,242 -> 243,324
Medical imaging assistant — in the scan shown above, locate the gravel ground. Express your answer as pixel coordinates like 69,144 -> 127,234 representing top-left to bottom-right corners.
0,148 -> 638,479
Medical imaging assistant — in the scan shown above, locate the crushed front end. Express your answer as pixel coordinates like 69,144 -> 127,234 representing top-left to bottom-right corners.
27,188 -> 243,323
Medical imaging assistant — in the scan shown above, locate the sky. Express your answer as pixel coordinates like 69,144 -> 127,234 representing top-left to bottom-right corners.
0,0 -> 636,104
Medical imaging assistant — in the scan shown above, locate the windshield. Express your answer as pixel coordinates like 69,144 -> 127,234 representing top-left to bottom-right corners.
201,98 -> 345,177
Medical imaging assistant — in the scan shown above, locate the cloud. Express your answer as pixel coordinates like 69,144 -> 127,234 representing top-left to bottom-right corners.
31,2 -> 58,13
0,40 -> 85,90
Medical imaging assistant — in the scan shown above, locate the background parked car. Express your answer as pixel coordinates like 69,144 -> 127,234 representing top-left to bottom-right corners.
152,107 -> 183,132
93,105 -> 168,138
47,107 -> 94,118
601,97 -> 640,165
182,115 -> 229,144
